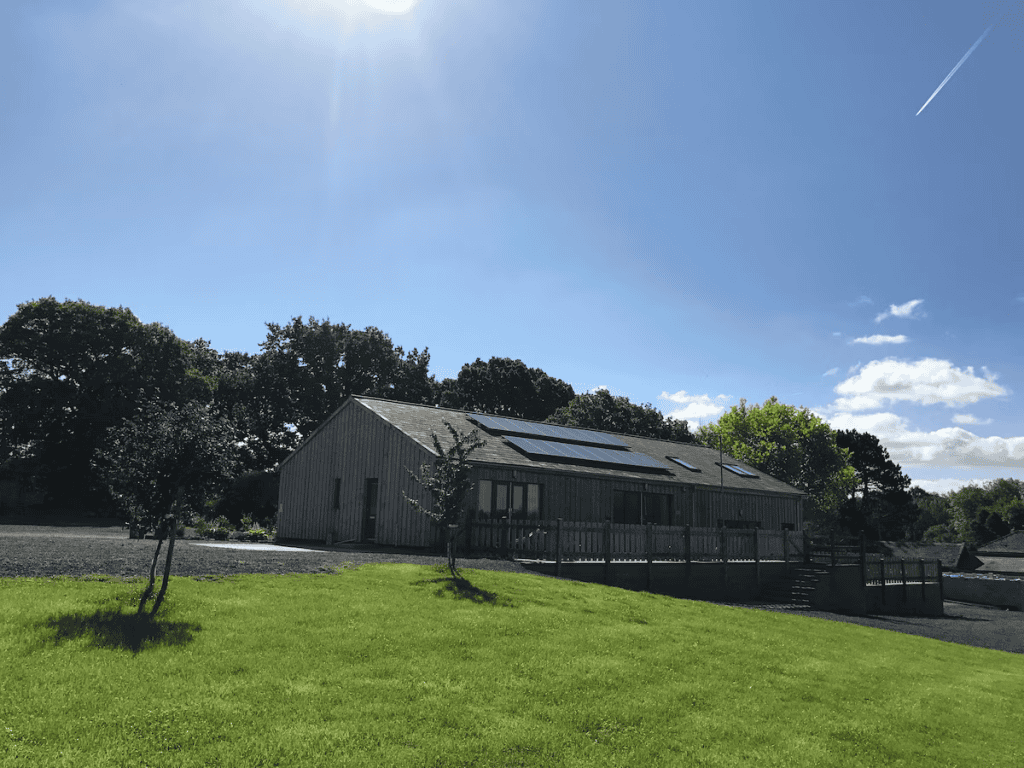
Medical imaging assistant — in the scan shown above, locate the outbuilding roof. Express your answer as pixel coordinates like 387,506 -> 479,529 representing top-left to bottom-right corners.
351,396 -> 803,497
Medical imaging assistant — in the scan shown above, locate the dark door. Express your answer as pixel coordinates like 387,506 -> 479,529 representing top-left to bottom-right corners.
363,479 -> 378,541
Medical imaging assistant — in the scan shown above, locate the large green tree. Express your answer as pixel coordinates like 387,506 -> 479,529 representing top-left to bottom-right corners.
835,429 -> 916,540
696,397 -> 855,531
257,317 -> 436,439
947,478 -> 1024,545
93,401 -> 238,614
547,389 -> 693,442
438,357 -> 575,422
0,298 -> 217,509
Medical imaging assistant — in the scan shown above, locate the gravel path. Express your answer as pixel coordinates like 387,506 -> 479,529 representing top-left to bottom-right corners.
3,523 -> 1021,654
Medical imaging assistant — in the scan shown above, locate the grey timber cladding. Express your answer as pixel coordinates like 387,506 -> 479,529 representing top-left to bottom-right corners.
278,396 -> 806,543
277,398 -> 435,544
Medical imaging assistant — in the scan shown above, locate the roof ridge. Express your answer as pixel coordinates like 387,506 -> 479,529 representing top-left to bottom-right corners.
353,394 -> 707,447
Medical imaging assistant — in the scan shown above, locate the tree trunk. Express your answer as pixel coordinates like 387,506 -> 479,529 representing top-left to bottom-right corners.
138,534 -> 164,613
150,515 -> 176,616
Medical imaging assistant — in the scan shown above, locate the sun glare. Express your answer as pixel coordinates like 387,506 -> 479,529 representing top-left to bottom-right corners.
362,0 -> 420,14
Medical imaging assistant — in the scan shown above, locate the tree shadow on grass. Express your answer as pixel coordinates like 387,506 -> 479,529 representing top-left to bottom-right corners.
415,567 -> 514,607
38,608 -> 201,654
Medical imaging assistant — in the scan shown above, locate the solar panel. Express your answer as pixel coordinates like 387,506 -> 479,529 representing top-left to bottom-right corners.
667,457 -> 700,471
504,435 -> 670,469
723,464 -> 757,477
469,413 -> 628,447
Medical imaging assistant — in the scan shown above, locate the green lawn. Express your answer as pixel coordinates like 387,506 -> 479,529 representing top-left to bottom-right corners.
1,564 -> 1022,767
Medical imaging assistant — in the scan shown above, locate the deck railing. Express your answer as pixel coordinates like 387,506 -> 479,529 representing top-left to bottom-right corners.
450,520 -> 943,597
459,518 -> 804,565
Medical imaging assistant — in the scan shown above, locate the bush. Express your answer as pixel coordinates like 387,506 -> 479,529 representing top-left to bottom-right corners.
194,515 -> 235,540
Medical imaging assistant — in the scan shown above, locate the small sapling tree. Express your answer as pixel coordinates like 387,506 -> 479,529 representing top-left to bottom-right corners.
94,401 -> 238,614
404,421 -> 486,572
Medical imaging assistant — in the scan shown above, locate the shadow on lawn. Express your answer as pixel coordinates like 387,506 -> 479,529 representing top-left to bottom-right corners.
417,567 -> 514,607
39,608 -> 201,654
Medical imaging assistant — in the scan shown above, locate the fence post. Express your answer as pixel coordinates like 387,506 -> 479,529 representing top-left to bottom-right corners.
859,530 -> 867,588
603,517 -> 612,585
830,531 -> 837,567
684,524 -> 692,585
783,529 -> 789,575
555,518 -> 562,578
937,559 -> 944,605
720,526 -> 728,590
900,559 -> 907,603
753,528 -> 760,588
803,529 -> 811,565
505,515 -> 512,560
880,556 -> 886,605
919,558 -> 926,600
646,522 -> 653,591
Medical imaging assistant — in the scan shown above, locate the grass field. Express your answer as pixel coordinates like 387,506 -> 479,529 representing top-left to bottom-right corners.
2,564 -> 1022,767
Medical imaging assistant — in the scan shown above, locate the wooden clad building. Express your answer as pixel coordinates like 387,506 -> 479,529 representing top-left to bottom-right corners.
277,396 -> 805,545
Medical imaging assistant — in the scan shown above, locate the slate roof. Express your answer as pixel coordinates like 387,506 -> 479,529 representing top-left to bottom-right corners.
977,531 -> 1024,554
973,556 -> 1024,575
355,396 -> 803,497
877,542 -> 982,572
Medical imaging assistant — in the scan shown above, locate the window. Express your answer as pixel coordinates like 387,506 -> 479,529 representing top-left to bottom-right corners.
613,490 -> 673,525
667,457 -> 700,471
720,463 -> 757,477
477,480 -> 492,517
332,478 -> 342,510
478,481 -> 543,519
613,490 -> 642,525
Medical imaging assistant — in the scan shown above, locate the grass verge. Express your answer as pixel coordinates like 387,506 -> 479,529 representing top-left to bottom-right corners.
1,565 -> 1022,767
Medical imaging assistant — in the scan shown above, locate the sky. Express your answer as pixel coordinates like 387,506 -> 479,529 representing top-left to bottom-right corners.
2,0 -> 1023,495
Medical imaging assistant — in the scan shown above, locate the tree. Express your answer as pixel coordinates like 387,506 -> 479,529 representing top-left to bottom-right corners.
212,350 -> 301,474
547,389 -> 693,442
908,486 -> 954,542
696,397 -> 855,532
93,401 -> 238,614
0,297 -> 217,510
404,421 -> 486,572
947,478 -> 1024,545
257,317 -> 436,439
835,429 -> 915,540
438,357 -> 574,421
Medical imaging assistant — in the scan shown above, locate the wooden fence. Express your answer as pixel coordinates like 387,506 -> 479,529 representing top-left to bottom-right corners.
458,518 -> 805,565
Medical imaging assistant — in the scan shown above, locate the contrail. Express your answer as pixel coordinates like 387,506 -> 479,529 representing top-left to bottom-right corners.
916,25 -> 993,116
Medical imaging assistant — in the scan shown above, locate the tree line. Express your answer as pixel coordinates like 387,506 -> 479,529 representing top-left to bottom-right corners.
1,297 -> 1020,547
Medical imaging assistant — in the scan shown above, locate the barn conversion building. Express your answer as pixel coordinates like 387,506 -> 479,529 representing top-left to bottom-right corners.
277,396 -> 805,546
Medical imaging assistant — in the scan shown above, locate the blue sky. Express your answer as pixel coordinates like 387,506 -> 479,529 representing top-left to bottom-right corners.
2,0 -> 1022,494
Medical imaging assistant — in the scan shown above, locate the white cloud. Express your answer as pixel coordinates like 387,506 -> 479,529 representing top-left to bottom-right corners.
831,358 -> 1008,412
851,334 -> 908,345
875,298 -> 924,323
952,413 -> 992,425
827,411 -> 1024,468
822,367 -> 839,377
848,295 -> 872,307
659,390 -> 731,422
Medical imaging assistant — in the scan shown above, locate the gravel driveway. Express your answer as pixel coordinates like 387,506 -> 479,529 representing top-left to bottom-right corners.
3,522 -> 1021,654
